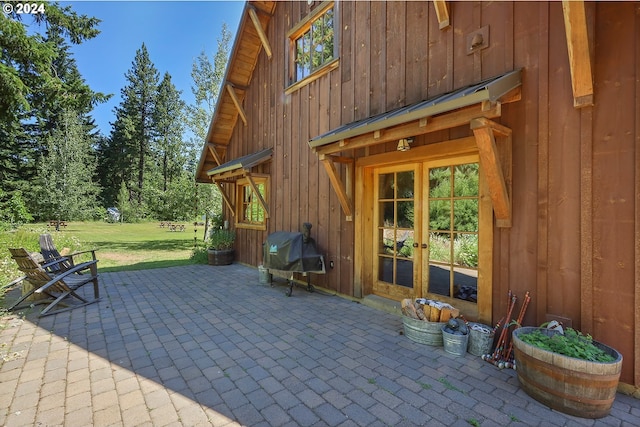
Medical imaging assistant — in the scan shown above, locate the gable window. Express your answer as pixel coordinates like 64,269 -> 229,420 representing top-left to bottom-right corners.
236,175 -> 268,230
286,1 -> 338,92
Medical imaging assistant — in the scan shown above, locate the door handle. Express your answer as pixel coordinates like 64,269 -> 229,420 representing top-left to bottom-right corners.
412,242 -> 419,248
421,243 -> 428,249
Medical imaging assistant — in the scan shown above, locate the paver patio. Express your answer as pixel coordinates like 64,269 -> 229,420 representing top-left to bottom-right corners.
1,264 -> 639,426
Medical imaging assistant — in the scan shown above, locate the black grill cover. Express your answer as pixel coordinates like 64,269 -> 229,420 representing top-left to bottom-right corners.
263,231 -> 324,273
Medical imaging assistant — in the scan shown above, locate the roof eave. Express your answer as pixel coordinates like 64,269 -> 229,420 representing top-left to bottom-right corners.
195,1 -> 276,183
308,69 -> 522,149
206,148 -> 273,178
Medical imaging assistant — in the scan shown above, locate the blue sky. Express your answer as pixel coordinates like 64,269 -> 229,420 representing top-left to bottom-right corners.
58,1 -> 246,137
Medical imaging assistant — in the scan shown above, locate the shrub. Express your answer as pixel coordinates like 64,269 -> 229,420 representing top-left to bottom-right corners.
208,228 -> 235,250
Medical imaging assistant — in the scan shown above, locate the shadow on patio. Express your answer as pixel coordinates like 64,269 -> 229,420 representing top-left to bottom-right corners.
1,264 -> 639,426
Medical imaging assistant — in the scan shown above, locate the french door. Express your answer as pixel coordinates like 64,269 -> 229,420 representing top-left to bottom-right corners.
372,154 -> 491,320
373,164 -> 420,300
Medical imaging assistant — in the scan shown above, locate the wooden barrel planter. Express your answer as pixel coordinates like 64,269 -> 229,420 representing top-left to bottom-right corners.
512,327 -> 623,419
207,249 -> 234,266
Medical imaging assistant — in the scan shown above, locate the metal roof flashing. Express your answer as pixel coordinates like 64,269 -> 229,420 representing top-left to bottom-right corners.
206,147 -> 273,179
308,69 -> 522,149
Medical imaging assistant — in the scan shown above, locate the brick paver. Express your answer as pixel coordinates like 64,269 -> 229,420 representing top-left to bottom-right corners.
1,264 -> 639,426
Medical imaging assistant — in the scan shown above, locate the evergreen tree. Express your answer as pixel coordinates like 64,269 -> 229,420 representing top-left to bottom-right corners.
96,117 -> 134,208
0,5 -> 100,125
0,5 -> 106,220
35,29 -> 109,136
153,72 -> 186,192
113,43 -> 159,207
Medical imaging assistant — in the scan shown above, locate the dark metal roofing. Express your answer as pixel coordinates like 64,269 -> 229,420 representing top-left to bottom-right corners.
206,148 -> 273,177
308,69 -> 522,149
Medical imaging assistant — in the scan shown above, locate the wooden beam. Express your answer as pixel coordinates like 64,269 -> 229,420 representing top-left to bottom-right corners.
562,0 -> 594,107
345,159 -> 354,202
207,143 -> 223,166
471,118 -> 512,227
471,117 -> 512,137
320,155 -> 353,221
329,155 -> 355,164
214,181 -> 235,217
248,5 -> 273,59
225,84 -> 248,126
245,172 -> 270,219
209,168 -> 247,182
357,136 -> 477,168
433,1 -> 450,30
315,103 -> 503,156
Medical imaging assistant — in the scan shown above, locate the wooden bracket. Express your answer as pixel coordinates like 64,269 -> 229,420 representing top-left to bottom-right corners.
319,154 -> 354,221
471,118 -> 512,227
245,172 -> 269,218
207,143 -> 223,166
562,0 -> 594,107
248,5 -> 273,59
433,1 -> 450,30
214,181 -> 235,217
225,83 -> 248,126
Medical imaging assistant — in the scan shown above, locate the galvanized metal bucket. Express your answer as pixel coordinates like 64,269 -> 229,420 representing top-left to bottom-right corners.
468,322 -> 494,356
258,265 -> 272,285
442,327 -> 469,356
402,316 -> 445,346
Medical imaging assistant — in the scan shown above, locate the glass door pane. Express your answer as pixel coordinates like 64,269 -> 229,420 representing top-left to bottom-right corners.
426,163 -> 479,303
376,169 -> 415,289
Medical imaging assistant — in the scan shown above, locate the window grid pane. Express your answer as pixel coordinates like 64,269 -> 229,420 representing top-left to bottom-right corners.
240,182 -> 266,226
292,6 -> 334,83
427,163 -> 479,303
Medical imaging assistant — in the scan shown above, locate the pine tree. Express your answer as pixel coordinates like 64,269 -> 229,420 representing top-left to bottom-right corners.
112,43 -> 160,207
153,72 -> 186,192
0,6 -> 106,222
97,111 -> 136,208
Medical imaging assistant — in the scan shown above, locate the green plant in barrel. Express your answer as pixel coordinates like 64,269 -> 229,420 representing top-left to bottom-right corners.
518,326 -> 615,362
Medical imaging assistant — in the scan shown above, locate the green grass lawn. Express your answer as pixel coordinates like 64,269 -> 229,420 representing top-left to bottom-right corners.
54,221 -> 207,271
1,221 -> 209,296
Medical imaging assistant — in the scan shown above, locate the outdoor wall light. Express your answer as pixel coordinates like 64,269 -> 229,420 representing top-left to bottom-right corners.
397,137 -> 413,152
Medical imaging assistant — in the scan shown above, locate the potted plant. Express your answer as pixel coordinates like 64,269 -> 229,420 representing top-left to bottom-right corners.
512,325 -> 623,419
207,228 -> 235,266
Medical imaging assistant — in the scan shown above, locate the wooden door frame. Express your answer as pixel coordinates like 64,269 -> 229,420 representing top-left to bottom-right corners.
354,136 -> 493,323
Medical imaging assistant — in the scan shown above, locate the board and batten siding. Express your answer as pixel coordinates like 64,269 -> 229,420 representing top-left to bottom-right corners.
220,1 -> 640,387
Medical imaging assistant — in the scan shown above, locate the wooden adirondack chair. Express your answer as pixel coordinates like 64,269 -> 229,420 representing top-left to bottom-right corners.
39,233 -> 98,273
7,248 -> 100,317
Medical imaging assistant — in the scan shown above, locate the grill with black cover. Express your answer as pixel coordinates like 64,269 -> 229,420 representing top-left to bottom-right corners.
263,223 -> 325,296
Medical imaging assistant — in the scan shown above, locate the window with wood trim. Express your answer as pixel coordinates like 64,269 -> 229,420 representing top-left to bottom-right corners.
287,1 -> 336,88
235,176 -> 268,230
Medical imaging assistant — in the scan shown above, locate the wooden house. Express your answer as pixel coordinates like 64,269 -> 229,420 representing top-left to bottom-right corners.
196,1 -> 640,390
